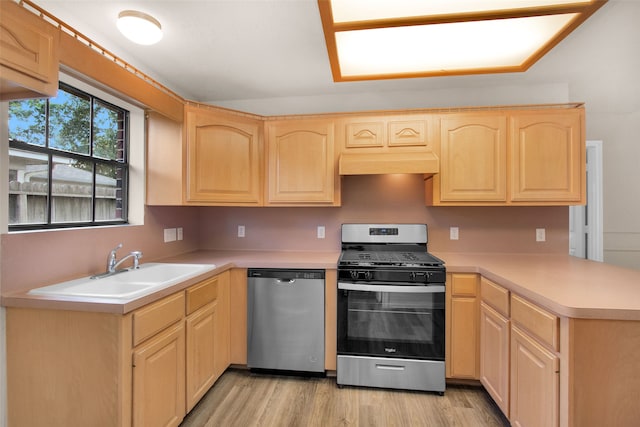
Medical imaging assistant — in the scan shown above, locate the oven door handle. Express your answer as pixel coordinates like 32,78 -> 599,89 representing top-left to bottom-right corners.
338,282 -> 445,293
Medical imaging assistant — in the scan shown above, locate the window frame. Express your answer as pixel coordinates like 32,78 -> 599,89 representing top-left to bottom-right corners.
7,82 -> 130,231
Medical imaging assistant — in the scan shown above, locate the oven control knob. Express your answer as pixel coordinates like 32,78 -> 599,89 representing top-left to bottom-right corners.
364,271 -> 372,280
350,270 -> 358,280
410,272 -> 416,281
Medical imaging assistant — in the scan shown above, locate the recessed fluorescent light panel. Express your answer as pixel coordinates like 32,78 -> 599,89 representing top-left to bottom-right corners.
317,0 -> 608,81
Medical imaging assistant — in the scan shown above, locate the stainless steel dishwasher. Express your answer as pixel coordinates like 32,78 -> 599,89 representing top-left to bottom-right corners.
247,269 -> 325,374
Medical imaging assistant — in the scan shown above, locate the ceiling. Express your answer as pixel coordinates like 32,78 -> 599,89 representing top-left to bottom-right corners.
34,0 -> 615,107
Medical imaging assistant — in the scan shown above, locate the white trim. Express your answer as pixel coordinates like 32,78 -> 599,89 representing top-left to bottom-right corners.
569,140 -> 604,261
586,140 -> 604,261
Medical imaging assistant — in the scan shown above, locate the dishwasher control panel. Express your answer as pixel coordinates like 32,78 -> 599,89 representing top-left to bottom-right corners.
248,269 -> 325,280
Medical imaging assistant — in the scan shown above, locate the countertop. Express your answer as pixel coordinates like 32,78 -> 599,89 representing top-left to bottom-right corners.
3,249 -> 640,320
436,252 -> 640,321
0,250 -> 340,314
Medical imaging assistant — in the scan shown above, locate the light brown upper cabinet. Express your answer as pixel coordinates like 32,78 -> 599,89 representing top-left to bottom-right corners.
510,110 -> 584,203
426,106 -> 585,206
337,114 -> 439,175
0,1 -> 59,100
340,114 -> 434,151
184,105 -> 263,205
265,118 -> 340,205
435,113 -> 508,203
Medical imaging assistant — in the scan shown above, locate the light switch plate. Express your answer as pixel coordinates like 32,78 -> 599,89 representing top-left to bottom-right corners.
238,225 -> 245,238
177,227 -> 183,241
164,228 -> 177,242
317,226 -> 325,239
450,227 -> 459,240
536,228 -> 546,242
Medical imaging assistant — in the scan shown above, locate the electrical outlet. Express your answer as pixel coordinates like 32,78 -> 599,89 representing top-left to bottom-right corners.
238,225 -> 245,238
536,228 -> 546,242
164,228 -> 177,242
317,226 -> 325,239
176,227 -> 183,241
450,227 -> 459,240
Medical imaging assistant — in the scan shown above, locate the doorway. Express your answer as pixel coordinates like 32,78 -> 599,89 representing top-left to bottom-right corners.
569,140 -> 603,261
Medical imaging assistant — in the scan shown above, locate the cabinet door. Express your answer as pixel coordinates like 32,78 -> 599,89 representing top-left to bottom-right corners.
510,110 -> 584,203
185,106 -> 262,204
446,273 -> 480,379
186,302 -> 217,412
439,114 -> 507,202
0,1 -> 59,100
480,302 -> 510,417
510,325 -> 559,427
133,322 -> 186,427
266,119 -> 338,204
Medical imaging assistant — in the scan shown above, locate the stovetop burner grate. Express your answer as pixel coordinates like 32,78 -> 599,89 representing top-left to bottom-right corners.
339,250 -> 444,267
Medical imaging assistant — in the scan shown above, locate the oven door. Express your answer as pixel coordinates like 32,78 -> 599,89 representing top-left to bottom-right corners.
337,281 -> 445,360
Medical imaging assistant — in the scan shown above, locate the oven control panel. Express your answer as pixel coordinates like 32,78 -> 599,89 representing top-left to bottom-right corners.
338,268 -> 446,284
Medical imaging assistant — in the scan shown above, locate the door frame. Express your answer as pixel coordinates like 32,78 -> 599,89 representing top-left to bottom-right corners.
569,140 -> 603,261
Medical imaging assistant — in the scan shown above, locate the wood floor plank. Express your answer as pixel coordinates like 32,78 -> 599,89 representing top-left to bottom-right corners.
180,369 -> 509,427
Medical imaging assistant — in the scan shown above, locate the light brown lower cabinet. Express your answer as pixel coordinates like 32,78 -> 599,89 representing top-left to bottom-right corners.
479,302 -> 510,417
185,301 -> 217,412
510,325 -> 559,427
133,322 -> 186,427
6,271 -> 230,427
446,273 -> 480,379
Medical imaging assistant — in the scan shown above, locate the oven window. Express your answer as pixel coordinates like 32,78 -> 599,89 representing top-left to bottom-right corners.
338,288 -> 445,360
348,292 -> 434,342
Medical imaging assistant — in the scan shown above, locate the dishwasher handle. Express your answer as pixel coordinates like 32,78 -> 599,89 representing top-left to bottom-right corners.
275,278 -> 296,284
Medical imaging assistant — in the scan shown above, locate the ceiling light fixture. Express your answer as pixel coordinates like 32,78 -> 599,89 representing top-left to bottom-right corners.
117,10 -> 163,45
317,0 -> 608,82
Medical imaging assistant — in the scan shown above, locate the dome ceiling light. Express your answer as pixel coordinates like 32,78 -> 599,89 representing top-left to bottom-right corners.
117,10 -> 163,45
317,0 -> 608,81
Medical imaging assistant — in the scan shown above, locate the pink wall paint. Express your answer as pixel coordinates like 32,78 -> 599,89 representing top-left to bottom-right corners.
197,174 -> 569,254
1,206 -> 200,294
1,174 -> 569,294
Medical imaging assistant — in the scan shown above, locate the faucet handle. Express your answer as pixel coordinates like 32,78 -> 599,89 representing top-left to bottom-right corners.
107,243 -> 124,272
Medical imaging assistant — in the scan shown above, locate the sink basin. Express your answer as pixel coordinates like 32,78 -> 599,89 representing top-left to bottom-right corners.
28,263 -> 217,300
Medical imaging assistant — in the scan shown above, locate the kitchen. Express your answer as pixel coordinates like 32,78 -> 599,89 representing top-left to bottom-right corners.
1,1 -> 640,426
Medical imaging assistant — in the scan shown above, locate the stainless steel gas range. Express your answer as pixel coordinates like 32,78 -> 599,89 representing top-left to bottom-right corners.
336,223 -> 446,394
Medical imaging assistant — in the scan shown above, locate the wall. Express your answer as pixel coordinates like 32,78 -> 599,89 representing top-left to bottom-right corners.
197,174 -> 569,255
216,0 -> 640,270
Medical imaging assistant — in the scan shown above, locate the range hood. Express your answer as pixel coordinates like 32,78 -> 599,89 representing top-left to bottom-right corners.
339,152 -> 439,175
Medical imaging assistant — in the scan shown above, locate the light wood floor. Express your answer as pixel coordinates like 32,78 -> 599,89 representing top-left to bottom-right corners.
180,369 -> 510,427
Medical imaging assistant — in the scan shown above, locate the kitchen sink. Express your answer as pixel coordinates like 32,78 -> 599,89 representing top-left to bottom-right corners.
28,263 -> 217,299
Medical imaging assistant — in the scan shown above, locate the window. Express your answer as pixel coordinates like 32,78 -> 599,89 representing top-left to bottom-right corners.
8,82 -> 129,230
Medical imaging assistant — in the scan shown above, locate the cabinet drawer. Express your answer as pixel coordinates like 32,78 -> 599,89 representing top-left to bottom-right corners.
511,294 -> 559,351
450,273 -> 478,297
133,292 -> 185,347
186,276 -> 219,315
481,277 -> 510,317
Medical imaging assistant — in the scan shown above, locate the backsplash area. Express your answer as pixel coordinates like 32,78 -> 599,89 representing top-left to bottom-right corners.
1,174 -> 568,294
197,174 -> 569,254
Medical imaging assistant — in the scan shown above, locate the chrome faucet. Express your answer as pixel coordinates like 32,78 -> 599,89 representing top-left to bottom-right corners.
92,244 -> 143,279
